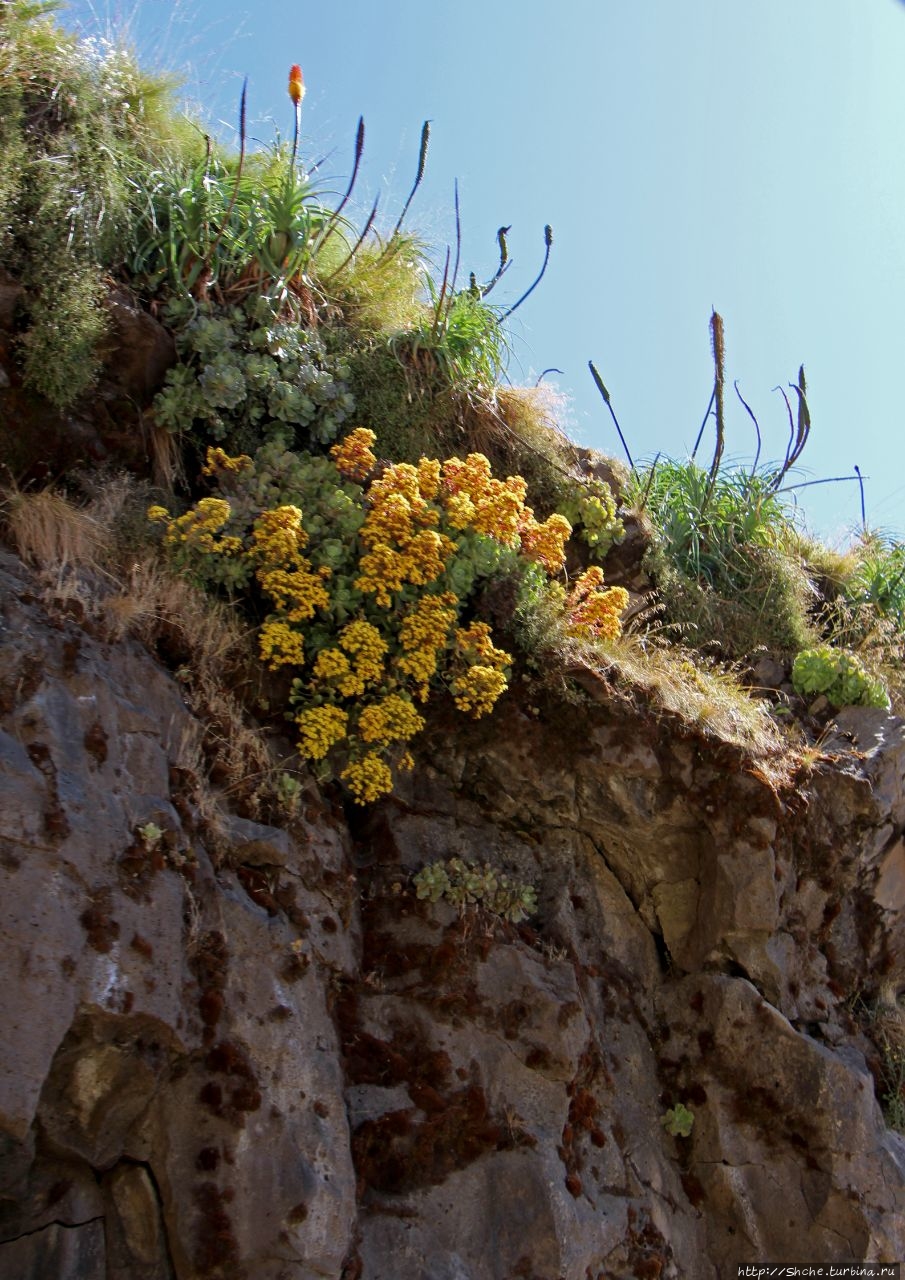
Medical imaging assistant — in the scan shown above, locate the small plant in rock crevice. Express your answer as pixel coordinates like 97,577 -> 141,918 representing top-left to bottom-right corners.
660,1103 -> 694,1138
880,1043 -> 905,1136
791,644 -> 889,710
413,858 -> 538,923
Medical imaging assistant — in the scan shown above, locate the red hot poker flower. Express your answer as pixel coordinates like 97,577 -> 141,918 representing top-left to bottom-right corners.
288,65 -> 305,105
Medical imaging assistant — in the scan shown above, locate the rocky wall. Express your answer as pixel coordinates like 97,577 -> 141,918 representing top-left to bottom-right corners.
0,549 -> 903,1279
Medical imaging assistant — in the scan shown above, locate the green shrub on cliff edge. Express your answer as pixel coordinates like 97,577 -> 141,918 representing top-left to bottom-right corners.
0,0 -> 199,405
628,458 -> 815,658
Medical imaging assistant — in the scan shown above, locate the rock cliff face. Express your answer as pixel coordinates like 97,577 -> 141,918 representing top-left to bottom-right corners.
1,547 -> 904,1279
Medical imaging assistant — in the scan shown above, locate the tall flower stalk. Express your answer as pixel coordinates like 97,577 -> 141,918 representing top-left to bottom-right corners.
288,63 -> 305,171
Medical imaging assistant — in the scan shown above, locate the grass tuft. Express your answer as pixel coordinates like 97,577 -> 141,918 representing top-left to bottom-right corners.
629,458 -> 816,657
3,486 -> 105,569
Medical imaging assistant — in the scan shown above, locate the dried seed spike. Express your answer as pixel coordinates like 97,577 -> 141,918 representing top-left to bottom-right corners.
389,119 -> 431,243
448,179 -> 462,305
481,225 -> 511,298
589,360 -> 633,469
704,310 -> 726,503
501,222 -> 554,320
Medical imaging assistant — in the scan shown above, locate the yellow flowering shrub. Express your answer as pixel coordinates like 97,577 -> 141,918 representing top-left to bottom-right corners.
152,431 -> 628,802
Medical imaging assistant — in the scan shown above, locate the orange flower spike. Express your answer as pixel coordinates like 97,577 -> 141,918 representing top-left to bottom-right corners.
288,64 -> 306,105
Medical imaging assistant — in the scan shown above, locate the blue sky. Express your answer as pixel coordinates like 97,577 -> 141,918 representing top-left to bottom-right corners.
63,0 -> 905,543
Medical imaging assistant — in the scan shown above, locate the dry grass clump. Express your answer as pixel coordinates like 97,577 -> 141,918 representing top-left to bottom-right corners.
2,471 -> 167,574
103,556 -> 245,657
855,991 -> 905,1134
466,385 -> 578,509
793,531 -> 860,595
3,487 -> 106,570
562,629 -> 784,758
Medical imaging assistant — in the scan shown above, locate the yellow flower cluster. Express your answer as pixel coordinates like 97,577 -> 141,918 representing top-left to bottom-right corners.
396,592 -> 459,699
450,664 -> 509,718
202,446 -> 253,476
251,504 -> 307,563
450,622 -> 512,718
312,620 -> 387,697
295,704 -> 349,761
259,619 -> 306,670
338,619 -> 387,685
312,646 -> 352,681
414,457 -> 442,501
567,567 -> 629,641
358,694 -> 425,746
356,462 -> 457,607
330,427 -> 377,482
455,620 -> 511,667
341,752 -> 394,803
441,454 -> 527,544
518,512 -> 572,575
438,452 -> 572,573
251,506 -> 331,623
165,497 -> 243,556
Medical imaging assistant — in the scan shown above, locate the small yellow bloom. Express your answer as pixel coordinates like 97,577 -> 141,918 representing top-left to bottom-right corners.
202,447 -> 253,476
166,497 -> 232,553
450,664 -> 508,717
357,694 -> 424,746
567,570 -> 629,641
313,648 -> 352,683
251,505 -> 308,565
341,752 -> 394,804
330,428 -> 377,482
259,620 -> 305,670
296,704 -> 347,761
519,512 -> 572,575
